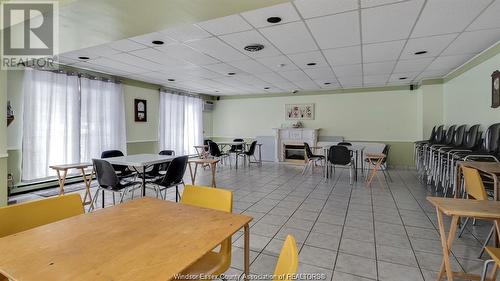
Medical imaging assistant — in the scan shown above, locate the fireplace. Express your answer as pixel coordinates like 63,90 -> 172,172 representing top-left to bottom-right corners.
273,128 -> 320,162
284,144 -> 305,161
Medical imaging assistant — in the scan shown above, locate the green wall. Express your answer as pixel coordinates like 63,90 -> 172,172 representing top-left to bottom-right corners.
0,66 -> 7,206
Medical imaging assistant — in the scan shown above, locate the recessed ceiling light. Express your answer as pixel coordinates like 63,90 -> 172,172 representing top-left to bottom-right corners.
324,82 -> 331,85
78,56 -> 90,60
244,44 -> 264,52
414,51 -> 428,55
264,87 -> 270,90
152,40 -> 164,45
399,77 -> 408,80
227,72 -> 236,76
168,78 -> 175,82
267,16 -> 282,24
277,63 -> 286,68
215,90 -> 219,93
307,63 -> 317,66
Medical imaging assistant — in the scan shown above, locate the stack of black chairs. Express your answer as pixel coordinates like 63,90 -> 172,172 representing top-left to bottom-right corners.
415,123 -> 500,197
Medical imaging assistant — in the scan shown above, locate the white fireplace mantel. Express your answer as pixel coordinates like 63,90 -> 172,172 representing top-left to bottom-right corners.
273,128 -> 320,162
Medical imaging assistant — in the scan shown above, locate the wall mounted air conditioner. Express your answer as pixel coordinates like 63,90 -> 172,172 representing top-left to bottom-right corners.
203,100 -> 214,112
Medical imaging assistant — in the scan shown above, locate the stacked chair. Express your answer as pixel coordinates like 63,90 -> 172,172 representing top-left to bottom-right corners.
415,123 -> 500,198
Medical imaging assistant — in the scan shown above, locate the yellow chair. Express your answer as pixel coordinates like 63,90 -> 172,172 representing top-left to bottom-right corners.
460,166 -> 494,258
0,194 -> 84,238
479,247 -> 500,281
273,235 -> 299,281
462,166 -> 488,200
180,185 -> 233,278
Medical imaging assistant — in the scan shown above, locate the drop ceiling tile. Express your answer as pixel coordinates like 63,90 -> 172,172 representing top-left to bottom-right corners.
279,70 -> 311,81
82,44 -> 122,57
129,32 -> 177,47
337,75 -> 363,87
91,57 -> 148,74
393,57 -> 433,73
219,30 -> 281,58
467,0 -> 500,31
287,51 -> 328,69
304,67 -> 336,80
363,40 -> 405,63
426,54 -> 474,71
109,53 -> 163,71
411,0 -> 492,37
416,69 -> 450,79
60,50 -> 99,61
227,60 -> 272,74
274,82 -> 298,91
362,0 -> 424,43
181,67 -> 223,79
400,33 -> 458,59
241,2 -> 301,28
198,15 -> 252,35
260,21 -> 318,54
129,48 -> 195,69
442,29 -> 500,56
202,63 -> 243,75
57,56 -> 79,65
323,45 -> 361,66
363,74 -> 389,84
186,37 -> 248,62
108,39 -> 147,52
307,11 -> 360,49
389,72 -> 419,82
294,0 -> 359,19
332,64 -> 362,77
156,44 -> 219,65
161,24 -> 211,42
293,79 -> 321,90
363,61 -> 396,75
255,55 -> 299,71
360,0 -> 408,8
253,71 -> 290,84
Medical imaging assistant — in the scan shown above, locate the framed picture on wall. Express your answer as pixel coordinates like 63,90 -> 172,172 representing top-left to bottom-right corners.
492,70 -> 500,108
285,103 -> 315,120
134,99 -> 147,122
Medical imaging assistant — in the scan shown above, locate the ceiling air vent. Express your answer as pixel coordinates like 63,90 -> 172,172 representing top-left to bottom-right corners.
244,44 -> 264,52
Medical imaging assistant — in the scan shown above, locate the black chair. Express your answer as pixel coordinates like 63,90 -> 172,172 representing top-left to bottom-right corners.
338,142 -> 352,146
204,139 -> 212,152
228,138 -> 245,153
89,159 -> 141,211
151,156 -> 189,202
327,145 -> 354,184
145,150 -> 175,179
100,150 -> 135,179
237,141 -> 258,167
302,142 -> 325,175
209,141 -> 231,167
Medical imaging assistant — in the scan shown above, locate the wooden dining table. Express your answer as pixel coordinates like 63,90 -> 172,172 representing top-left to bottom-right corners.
0,198 -> 253,281
427,197 -> 500,281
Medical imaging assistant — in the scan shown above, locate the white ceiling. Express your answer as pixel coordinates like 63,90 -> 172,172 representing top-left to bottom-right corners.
58,0 -> 500,96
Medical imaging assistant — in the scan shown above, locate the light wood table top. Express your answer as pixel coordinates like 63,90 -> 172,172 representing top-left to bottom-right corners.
0,198 -> 253,281
49,163 -> 92,170
188,158 -> 220,164
427,197 -> 500,219
457,161 -> 500,174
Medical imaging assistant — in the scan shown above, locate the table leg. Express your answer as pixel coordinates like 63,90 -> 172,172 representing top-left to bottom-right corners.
142,165 -> 146,197
55,169 -> 68,195
436,211 -> 459,281
361,150 -> 364,175
80,168 -> 93,209
355,150 -> 358,181
188,163 -> 195,185
235,153 -> 239,170
211,163 -> 217,187
244,223 -> 250,281
259,145 -> 262,167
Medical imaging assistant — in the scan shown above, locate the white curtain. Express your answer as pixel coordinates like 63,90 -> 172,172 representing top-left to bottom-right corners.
159,91 -> 203,155
80,77 -> 127,162
22,70 -> 80,181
